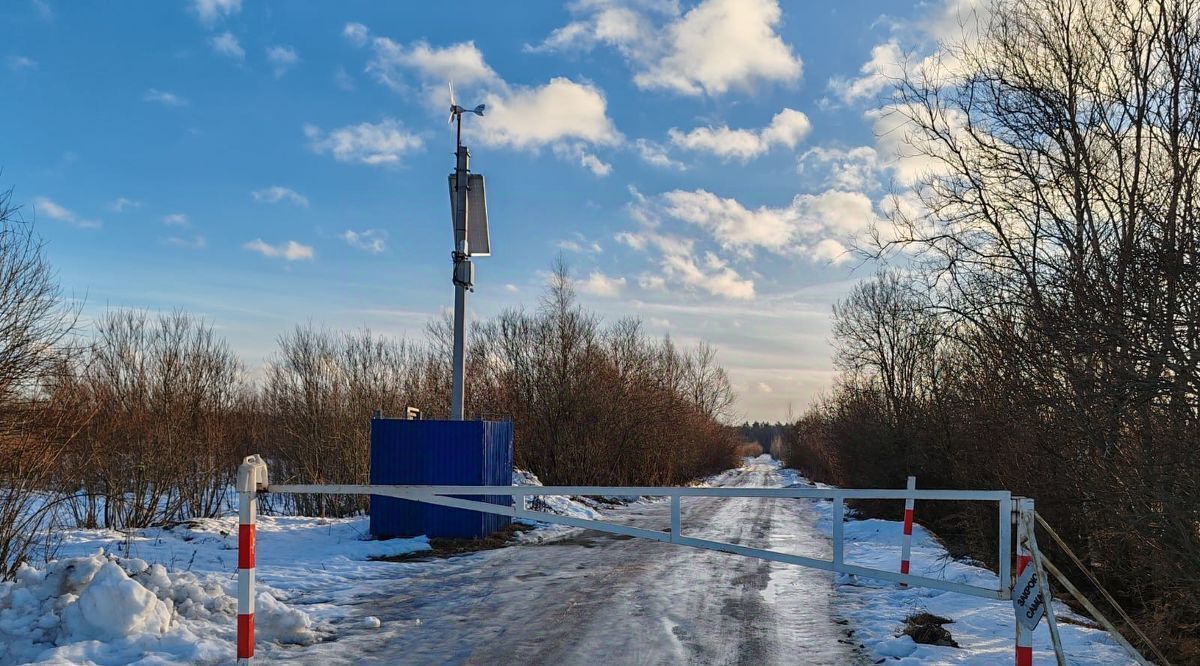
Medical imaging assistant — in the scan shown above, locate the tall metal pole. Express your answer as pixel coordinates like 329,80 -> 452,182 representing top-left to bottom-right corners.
450,114 -> 470,420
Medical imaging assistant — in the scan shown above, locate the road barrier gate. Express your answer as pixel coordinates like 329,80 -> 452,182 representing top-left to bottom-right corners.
232,455 -> 1148,665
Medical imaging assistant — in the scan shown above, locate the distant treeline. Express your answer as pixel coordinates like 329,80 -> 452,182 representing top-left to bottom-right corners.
0,186 -> 740,577
779,0 -> 1200,660
738,422 -> 787,456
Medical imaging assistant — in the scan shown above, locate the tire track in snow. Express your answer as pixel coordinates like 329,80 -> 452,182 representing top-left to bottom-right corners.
279,459 -> 866,665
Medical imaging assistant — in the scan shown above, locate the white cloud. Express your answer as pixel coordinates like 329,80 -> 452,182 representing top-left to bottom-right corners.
634,188 -> 878,261
367,37 -> 500,92
536,0 -> 801,97
617,223 -> 756,300
478,78 -> 621,150
638,273 -> 667,291
616,231 -> 648,251
668,108 -> 810,161
530,2 -> 659,57
304,119 -> 423,166
504,283 -> 520,293
634,138 -> 685,169
266,45 -> 299,77
108,197 -> 142,212
579,152 -> 612,176
869,104 -> 966,187
760,108 -> 812,147
793,190 -> 877,236
829,0 -> 994,108
341,229 -> 387,253
334,67 -> 354,91
251,186 -> 308,207
557,234 -> 602,254
828,40 -> 904,104
191,0 -> 240,24
166,235 -> 206,250
162,213 -> 189,226
7,55 -> 37,71
33,196 -> 100,229
577,271 -> 627,297
355,28 -> 621,174
243,239 -> 314,261
809,237 -> 849,264
661,251 -> 755,299
755,381 -> 774,393
343,22 -> 370,47
552,143 -> 613,177
637,0 -> 801,95
143,89 -> 188,106
798,146 -> 883,191
210,31 -> 244,60
662,189 -> 794,254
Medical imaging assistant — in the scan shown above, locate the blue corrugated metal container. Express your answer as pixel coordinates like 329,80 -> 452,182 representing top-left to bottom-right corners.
369,418 -> 512,539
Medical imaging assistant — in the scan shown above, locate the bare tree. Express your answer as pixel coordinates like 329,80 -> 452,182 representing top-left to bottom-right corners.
61,310 -> 244,529
832,270 -> 941,432
0,189 -> 79,578
836,0 -> 1200,655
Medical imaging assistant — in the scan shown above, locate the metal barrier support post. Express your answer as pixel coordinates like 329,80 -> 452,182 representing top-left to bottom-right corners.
832,496 -> 845,572
1015,498 -> 1035,666
670,495 -> 681,544
236,456 -> 268,666
899,475 -> 916,587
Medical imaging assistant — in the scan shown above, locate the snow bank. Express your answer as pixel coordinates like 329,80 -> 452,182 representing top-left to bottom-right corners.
785,473 -> 1137,664
6,512 -> 431,665
0,553 -> 232,665
512,469 -> 602,521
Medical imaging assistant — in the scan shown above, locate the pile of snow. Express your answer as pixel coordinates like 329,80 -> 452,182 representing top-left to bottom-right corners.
0,551 -> 322,665
1,512 -> 431,665
511,469 -> 605,543
512,469 -> 603,522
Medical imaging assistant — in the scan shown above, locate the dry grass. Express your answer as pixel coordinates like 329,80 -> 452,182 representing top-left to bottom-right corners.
901,613 -> 958,648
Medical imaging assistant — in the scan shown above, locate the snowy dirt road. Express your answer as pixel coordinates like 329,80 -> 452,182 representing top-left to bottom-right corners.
280,458 -> 867,665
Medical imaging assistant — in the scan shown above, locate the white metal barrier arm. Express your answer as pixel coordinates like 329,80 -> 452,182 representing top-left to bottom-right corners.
267,483 -> 1011,502
266,483 -> 1010,600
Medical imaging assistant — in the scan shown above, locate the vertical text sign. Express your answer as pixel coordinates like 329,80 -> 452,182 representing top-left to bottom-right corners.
1012,565 -> 1045,632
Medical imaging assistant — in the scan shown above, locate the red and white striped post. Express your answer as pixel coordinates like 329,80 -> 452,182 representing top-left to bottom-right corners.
236,455 -> 268,665
1015,498 -> 1035,666
899,475 -> 916,586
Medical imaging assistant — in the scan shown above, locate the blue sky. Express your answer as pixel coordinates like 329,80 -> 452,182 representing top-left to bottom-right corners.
0,0 -> 953,421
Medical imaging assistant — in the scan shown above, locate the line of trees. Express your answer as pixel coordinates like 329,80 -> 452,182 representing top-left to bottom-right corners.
781,0 -> 1200,659
0,191 -> 741,576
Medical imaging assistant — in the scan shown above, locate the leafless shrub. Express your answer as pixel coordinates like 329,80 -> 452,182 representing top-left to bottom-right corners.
476,262 -> 738,486
58,310 -> 244,529
260,326 -> 434,516
0,189 -> 78,578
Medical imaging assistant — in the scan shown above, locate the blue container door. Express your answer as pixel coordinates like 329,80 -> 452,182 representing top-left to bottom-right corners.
370,418 -> 512,539
481,420 -> 514,534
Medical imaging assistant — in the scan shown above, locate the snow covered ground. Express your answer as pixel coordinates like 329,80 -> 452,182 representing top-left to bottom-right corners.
0,458 -> 1136,664
774,467 -> 1136,665
0,514 -> 430,664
